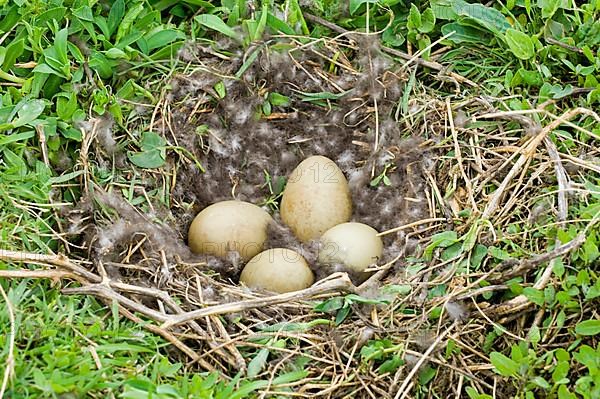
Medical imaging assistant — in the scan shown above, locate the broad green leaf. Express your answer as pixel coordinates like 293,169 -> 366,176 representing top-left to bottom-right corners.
214,81 -> 226,98
575,320 -> 600,336
573,345 -> 597,370
441,242 -> 463,260
155,385 -> 180,395
370,175 -> 382,187
529,325 -> 541,345
431,0 -> 458,20
335,305 -> 351,325
490,352 -> 519,377
381,284 -> 411,296
382,25 -> 405,46
2,38 -> 24,70
420,8 -> 436,33
0,131 -> 35,146
60,127 -> 83,141
539,0 -> 561,18
407,4 -> 422,30
247,346 -> 269,378
511,68 -> 543,87
89,52 -> 113,79
315,296 -> 344,312
72,5 -> 94,22
149,41 -> 184,60
378,356 -> 404,374
547,84 -> 575,99
56,93 -> 78,120
552,360 -> 570,383
116,31 -> 145,49
582,46 -> 595,64
545,19 -> 565,39
523,287 -> 545,306
128,131 -> 166,168
128,151 -> 165,169
54,28 -> 69,65
557,385 -> 577,399
108,0 -> 125,36
68,42 -> 85,63
227,380 -> 269,399
424,231 -> 458,260
349,0 -> 379,16
222,371 -> 308,399
243,17 -> 260,41
361,339 -> 394,361
195,14 -> 240,40
430,231 -> 458,247
416,34 -> 431,57
105,47 -> 127,59
146,29 -> 185,51
470,244 -> 487,268
116,3 -> 144,43
441,23 -> 489,43
262,100 -> 271,116
0,5 -> 19,31
345,294 -> 389,305
42,49 -> 69,78
505,29 -> 535,60
418,365 -> 436,385
12,100 -> 45,127
266,13 -> 295,35
531,376 -> 551,389
488,246 -> 511,260
466,387 -> 493,399
35,6 -> 67,26
3,148 -> 27,175
585,279 -> 600,300
139,131 -> 165,152
582,235 -> 599,263
268,92 -> 289,106
453,1 -> 511,35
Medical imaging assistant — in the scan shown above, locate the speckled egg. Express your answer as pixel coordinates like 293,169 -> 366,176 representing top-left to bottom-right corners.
239,248 -> 314,293
318,222 -> 383,273
280,156 -> 352,242
188,200 -> 272,261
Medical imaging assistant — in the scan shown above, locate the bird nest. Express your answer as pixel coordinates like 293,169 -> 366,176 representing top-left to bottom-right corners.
3,32 -> 597,398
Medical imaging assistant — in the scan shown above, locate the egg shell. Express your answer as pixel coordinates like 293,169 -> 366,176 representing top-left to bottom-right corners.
318,222 -> 383,273
239,248 -> 314,293
280,155 -> 352,242
188,200 -> 272,261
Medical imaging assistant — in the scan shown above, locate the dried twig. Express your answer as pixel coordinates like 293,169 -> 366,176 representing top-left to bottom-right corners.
0,250 -> 99,282
495,234 -> 585,282
0,269 -> 76,280
485,234 -> 586,317
63,283 -> 171,322
393,321 -> 458,399
481,107 -> 600,221
161,273 -> 356,328
447,98 -> 477,211
116,305 -> 218,373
